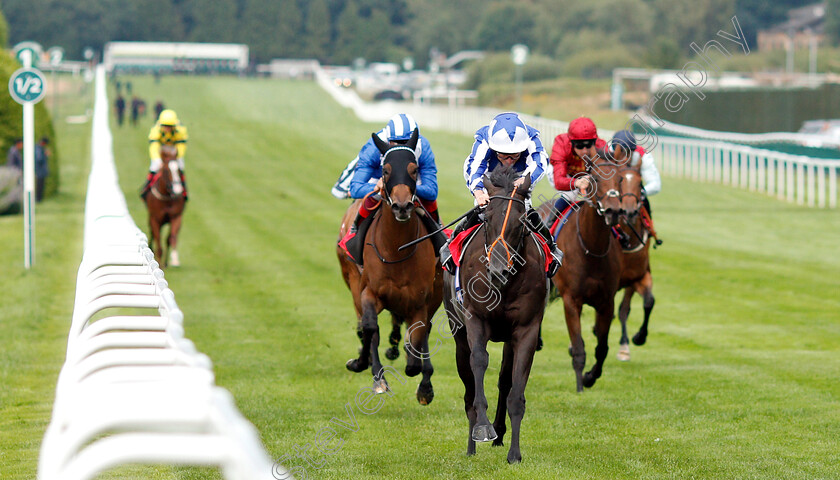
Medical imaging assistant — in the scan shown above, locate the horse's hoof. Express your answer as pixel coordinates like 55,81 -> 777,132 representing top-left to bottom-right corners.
385,346 -> 400,361
632,332 -> 647,346
582,371 -> 598,388
471,424 -> 497,443
617,344 -> 630,362
507,451 -> 522,464
346,358 -> 367,373
492,438 -> 504,447
416,385 -> 434,405
373,377 -> 390,394
169,251 -> 180,267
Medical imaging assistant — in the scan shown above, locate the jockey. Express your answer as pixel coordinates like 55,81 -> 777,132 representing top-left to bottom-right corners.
608,129 -> 661,202
142,109 -> 189,200
340,113 -> 447,265
608,129 -> 662,245
547,116 -> 607,224
440,112 -> 563,277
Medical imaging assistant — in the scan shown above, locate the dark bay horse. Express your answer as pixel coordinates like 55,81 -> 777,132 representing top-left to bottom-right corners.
336,129 -> 443,404
443,167 -> 548,463
145,145 -> 185,268
540,161 -> 623,392
614,165 -> 656,362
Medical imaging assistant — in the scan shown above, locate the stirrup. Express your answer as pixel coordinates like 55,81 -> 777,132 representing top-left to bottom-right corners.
440,244 -> 455,274
547,248 -> 563,277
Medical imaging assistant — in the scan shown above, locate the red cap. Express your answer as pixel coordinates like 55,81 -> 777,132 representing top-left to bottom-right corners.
568,117 -> 597,140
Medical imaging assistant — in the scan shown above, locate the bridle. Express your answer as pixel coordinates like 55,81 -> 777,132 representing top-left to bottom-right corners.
484,186 -> 527,271
576,162 -> 626,257
366,146 -> 421,263
380,146 -> 418,208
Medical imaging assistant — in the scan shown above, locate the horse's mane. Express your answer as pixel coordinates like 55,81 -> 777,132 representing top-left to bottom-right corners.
488,166 -> 520,195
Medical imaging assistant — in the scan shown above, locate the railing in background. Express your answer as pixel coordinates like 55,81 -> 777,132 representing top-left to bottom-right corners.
652,137 -> 837,208
38,65 -> 286,480
315,65 -> 836,209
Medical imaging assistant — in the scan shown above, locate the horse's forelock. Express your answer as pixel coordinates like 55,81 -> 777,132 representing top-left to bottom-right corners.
488,166 -> 520,195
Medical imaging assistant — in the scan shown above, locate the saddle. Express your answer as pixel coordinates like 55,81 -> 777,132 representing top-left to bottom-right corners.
448,223 -> 552,275
550,202 -> 583,240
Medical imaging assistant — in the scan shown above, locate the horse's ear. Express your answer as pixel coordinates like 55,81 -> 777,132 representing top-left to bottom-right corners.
482,174 -> 497,195
372,133 -> 389,154
406,128 -> 419,150
517,175 -> 531,195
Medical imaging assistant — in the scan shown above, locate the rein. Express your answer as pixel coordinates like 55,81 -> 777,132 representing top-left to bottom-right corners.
485,187 -> 525,269
575,205 -> 612,258
366,215 -> 421,264
150,172 -> 178,201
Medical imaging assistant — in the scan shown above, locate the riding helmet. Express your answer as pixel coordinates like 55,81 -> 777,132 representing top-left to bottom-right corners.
386,113 -> 419,142
611,130 -> 637,153
487,112 -> 530,154
158,109 -> 179,126
568,117 -> 597,140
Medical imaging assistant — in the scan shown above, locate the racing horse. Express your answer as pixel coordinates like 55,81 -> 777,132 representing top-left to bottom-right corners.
541,160 -> 623,392
443,167 -> 548,463
144,145 -> 185,268
337,129 -> 443,405
613,164 -> 656,361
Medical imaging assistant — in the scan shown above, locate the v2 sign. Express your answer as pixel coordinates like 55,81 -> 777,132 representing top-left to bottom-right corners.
9,68 -> 47,104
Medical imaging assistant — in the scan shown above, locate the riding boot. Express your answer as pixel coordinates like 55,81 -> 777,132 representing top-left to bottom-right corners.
139,171 -> 154,200
641,196 -> 663,247
526,209 -> 563,277
615,227 -> 632,250
340,202 -> 381,266
417,210 -> 447,256
440,209 -> 480,274
548,196 -> 573,229
179,171 -> 189,201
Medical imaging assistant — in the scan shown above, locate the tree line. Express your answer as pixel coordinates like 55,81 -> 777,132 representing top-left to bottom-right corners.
1,0 -> 833,73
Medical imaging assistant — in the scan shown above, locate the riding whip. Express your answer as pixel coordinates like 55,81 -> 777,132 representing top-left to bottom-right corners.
398,206 -> 479,251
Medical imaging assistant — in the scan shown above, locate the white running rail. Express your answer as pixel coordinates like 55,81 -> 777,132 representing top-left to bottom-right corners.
315,66 -> 837,209
37,65 -> 288,480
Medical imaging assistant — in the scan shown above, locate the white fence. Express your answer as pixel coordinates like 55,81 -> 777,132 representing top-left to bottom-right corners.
38,66 -> 286,480
651,137 -> 837,208
315,66 -> 837,209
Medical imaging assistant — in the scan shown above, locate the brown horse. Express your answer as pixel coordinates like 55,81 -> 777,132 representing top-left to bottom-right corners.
540,161 -> 623,392
443,167 -> 548,463
614,165 -> 656,362
337,130 -> 443,404
144,145 -> 185,268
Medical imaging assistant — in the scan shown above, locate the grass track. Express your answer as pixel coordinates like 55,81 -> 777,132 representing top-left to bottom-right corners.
2,74 -> 839,479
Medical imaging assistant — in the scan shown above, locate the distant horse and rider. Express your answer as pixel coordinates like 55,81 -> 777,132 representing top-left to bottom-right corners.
443,167 -> 550,464
336,130 -> 443,405
612,161 -> 657,362
539,159 -> 625,392
144,144 -> 185,268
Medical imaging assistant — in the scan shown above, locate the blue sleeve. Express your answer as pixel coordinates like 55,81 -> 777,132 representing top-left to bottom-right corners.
415,137 -> 438,201
349,140 -> 381,198
526,128 -> 547,186
464,127 -> 490,192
